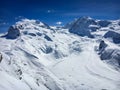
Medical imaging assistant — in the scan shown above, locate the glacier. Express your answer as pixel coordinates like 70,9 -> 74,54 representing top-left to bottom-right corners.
0,17 -> 120,90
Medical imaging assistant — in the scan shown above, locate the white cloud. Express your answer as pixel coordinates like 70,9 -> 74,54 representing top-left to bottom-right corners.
47,10 -> 55,13
0,22 -> 8,26
15,16 -> 25,20
47,10 -> 51,13
56,21 -> 62,25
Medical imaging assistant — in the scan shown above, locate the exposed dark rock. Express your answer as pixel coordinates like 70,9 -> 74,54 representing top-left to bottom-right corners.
28,33 -> 36,36
69,17 -> 96,38
44,35 -> 52,41
23,31 -> 28,35
99,40 -> 107,54
41,46 -> 53,54
104,31 -> 120,44
118,22 -> 120,26
100,49 -> 120,66
98,40 -> 120,67
7,25 -> 20,39
100,49 -> 115,60
98,20 -> 111,27
17,69 -> 22,75
0,53 -> 3,63
36,32 -> 42,36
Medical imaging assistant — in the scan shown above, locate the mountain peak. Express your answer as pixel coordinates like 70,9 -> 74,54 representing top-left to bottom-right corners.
68,16 -> 96,38
5,19 -> 51,39
78,16 -> 93,20
16,19 -> 50,29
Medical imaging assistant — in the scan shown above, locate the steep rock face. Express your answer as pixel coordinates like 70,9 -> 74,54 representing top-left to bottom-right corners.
118,21 -> 120,26
7,25 -> 20,39
98,40 -> 120,67
0,53 -> 2,63
98,20 -> 111,27
99,40 -> 107,54
69,17 -> 97,37
65,17 -> 119,38
100,49 -> 120,66
100,49 -> 115,60
104,31 -> 120,44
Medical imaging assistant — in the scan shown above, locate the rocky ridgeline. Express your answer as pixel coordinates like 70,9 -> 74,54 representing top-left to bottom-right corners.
6,17 -> 120,40
65,16 -> 114,38
6,19 -> 50,39
4,18 -> 120,67
98,40 -> 120,67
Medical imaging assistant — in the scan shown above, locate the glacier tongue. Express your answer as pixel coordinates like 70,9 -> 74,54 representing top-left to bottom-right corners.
50,40 -> 120,90
0,18 -> 120,90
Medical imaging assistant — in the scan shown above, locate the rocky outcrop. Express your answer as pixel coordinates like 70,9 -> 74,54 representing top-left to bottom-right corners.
104,31 -> 120,44
98,20 -> 111,27
69,17 -> 96,38
98,40 -> 120,67
100,49 -> 120,66
7,25 -> 20,39
0,53 -> 2,63
99,40 -> 108,54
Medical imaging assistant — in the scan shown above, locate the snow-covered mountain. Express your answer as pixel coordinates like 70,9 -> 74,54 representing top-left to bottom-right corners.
0,17 -> 120,90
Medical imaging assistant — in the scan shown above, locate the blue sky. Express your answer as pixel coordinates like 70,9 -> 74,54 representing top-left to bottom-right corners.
0,0 -> 120,33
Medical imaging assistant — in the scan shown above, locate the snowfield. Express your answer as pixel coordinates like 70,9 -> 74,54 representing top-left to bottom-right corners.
0,18 -> 120,90
50,40 -> 120,90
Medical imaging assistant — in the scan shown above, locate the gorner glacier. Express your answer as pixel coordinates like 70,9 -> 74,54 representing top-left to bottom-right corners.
0,17 -> 120,90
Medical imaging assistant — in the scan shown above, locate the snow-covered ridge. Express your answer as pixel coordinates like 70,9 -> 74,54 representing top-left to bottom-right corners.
65,16 -> 120,38
0,18 -> 85,90
0,18 -> 120,90
6,19 -> 51,39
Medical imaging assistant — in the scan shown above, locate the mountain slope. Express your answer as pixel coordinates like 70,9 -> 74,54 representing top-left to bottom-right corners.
50,40 -> 120,90
0,18 -> 120,90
